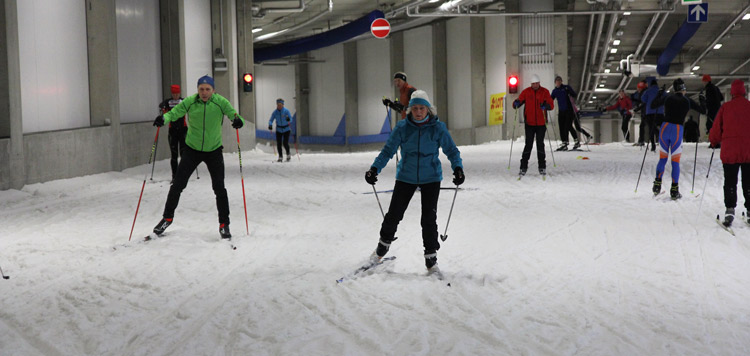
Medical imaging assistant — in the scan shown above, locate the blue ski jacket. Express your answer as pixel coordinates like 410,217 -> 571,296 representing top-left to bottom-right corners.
269,108 -> 293,133
641,85 -> 665,116
371,114 -> 462,185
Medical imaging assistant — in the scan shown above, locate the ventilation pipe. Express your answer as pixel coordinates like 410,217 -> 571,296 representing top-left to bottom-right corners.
656,19 -> 702,76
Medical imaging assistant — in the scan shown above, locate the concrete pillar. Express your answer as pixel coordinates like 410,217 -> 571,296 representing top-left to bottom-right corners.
432,21 -> 448,125
0,2 -> 9,139
553,15 -> 568,82
210,0 -> 235,102
470,17 -> 486,140
235,0 -> 256,134
295,53 -> 310,136
389,31 -> 404,126
343,42 -> 358,143
593,120 -> 601,143
160,0 -> 181,96
5,0 -> 24,189
505,7 -> 521,141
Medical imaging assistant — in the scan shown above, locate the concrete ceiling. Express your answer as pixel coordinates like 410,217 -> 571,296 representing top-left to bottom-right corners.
248,0 -> 750,108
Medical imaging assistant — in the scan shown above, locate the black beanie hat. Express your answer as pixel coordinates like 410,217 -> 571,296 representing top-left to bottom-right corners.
393,72 -> 407,82
673,78 -> 686,92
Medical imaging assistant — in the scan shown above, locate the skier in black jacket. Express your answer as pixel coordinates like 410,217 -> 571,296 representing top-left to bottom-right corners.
702,75 -> 724,135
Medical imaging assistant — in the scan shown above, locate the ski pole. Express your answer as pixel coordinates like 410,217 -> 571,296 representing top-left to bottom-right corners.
129,126 -> 161,241
236,128 -> 249,235
195,166 -> 200,180
294,132 -> 300,161
149,131 -> 159,180
634,140 -> 650,192
371,184 -> 385,219
507,108 -> 518,170
549,109 -> 559,148
698,148 -> 715,213
440,187 -> 459,242
0,265 -> 9,279
691,140 -> 698,193
543,110 -> 557,168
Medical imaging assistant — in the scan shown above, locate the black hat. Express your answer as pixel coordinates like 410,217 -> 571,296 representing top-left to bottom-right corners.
393,72 -> 407,82
673,78 -> 686,92
554,75 -> 563,82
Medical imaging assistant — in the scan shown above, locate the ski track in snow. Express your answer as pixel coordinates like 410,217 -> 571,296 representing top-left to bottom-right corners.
1,142 -> 750,355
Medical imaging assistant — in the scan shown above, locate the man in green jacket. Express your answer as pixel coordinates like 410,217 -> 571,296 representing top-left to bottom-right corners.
152,75 -> 245,240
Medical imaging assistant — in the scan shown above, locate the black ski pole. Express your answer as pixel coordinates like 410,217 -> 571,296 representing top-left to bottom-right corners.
440,187 -> 459,242
0,265 -> 9,279
149,132 -> 159,180
544,109 -> 557,168
691,140 -> 698,193
698,148 -> 716,213
195,166 -> 200,180
507,108 -> 518,170
634,140 -> 650,192
371,184 -> 385,219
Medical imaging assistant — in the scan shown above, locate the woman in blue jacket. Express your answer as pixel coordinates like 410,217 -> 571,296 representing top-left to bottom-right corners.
268,98 -> 293,162
364,90 -> 464,273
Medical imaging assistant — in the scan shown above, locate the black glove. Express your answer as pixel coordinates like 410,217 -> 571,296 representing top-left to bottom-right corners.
600,107 -> 606,113
153,115 -> 164,127
512,100 -> 521,109
699,94 -> 706,105
382,97 -> 392,107
365,167 -> 378,185
452,167 -> 465,186
232,117 -> 243,129
541,103 -> 551,111
268,125 -> 273,130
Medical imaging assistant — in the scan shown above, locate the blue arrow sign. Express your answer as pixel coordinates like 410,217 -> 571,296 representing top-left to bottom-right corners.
688,3 -> 708,23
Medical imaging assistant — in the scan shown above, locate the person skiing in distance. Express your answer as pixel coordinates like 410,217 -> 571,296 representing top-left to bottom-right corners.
702,74 -> 725,136
513,74 -> 554,177
632,80 -> 648,146
365,90 -> 464,274
268,98 -> 293,162
709,79 -> 750,226
603,89 -> 634,142
159,84 -> 186,183
640,78 -> 664,152
382,72 -> 417,120
683,115 -> 700,143
152,75 -> 245,240
650,78 -> 706,200
550,75 -> 580,151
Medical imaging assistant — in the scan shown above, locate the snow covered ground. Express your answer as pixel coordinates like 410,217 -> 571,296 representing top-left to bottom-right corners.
1,140 -> 750,355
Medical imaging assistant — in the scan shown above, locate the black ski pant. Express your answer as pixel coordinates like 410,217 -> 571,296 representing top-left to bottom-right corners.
163,146 -> 229,225
520,124 -> 546,170
557,109 -> 578,144
276,131 -> 291,157
572,113 -> 591,139
723,163 -> 750,211
168,126 -> 187,180
620,112 -> 632,142
379,180 -> 441,254
645,114 -> 660,150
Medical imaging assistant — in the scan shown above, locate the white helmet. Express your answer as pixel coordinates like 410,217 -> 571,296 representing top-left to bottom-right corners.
530,74 -> 541,84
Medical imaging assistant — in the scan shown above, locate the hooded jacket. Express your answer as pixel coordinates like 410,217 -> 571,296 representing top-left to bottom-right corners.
709,80 -> 750,164
163,93 -> 244,152
516,86 -> 554,126
372,114 -> 462,185
640,84 -> 665,116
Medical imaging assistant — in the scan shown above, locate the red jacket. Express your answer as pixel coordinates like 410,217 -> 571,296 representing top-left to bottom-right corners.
709,80 -> 750,164
399,83 -> 417,118
606,96 -> 633,115
517,86 -> 554,126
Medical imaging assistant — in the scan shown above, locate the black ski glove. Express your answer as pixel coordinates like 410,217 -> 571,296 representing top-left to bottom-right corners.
382,97 -> 392,107
365,167 -> 378,185
268,125 -> 273,130
232,117 -> 243,129
453,167 -> 465,186
541,102 -> 551,111
153,115 -> 164,127
512,100 -> 521,109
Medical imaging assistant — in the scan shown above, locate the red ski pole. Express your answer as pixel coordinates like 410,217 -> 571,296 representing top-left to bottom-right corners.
236,128 -> 249,235
129,126 -> 161,241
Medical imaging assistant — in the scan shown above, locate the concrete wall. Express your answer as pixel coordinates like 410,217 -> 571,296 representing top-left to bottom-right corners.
356,37 -> 391,135
446,18 -> 472,130
485,16 -> 507,138
0,2 -> 8,138
308,44 -> 345,136
403,26 -> 434,102
255,65 -> 296,126
181,0 -> 211,92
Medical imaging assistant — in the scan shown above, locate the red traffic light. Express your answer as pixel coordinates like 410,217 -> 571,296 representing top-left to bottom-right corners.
508,75 -> 519,94
243,73 -> 253,83
242,73 -> 253,92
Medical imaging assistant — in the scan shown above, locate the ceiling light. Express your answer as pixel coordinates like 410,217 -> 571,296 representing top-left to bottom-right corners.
599,84 -> 605,87
592,96 -> 597,99
588,101 -> 594,104
429,0 -> 441,3
604,69 -> 611,73
252,28 -> 263,34
743,13 -> 750,20
255,29 -> 289,41
713,43 -> 723,50
619,19 -> 628,26
612,39 -> 621,46
623,12 -> 631,16
692,66 -> 700,71
610,48 -> 618,54
616,30 -> 624,36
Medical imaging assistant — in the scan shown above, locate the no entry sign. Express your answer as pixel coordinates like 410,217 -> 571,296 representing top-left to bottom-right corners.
371,18 -> 390,39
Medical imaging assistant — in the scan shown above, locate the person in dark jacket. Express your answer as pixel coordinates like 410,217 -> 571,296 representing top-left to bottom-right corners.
513,74 -> 554,176
550,76 -> 580,151
159,84 -> 186,182
640,78 -> 664,152
268,98 -> 293,162
650,78 -> 706,200
382,72 -> 417,120
152,75 -> 245,240
702,74 -> 725,136
683,115 -> 700,143
603,89 -> 634,142
365,90 -> 463,274
709,79 -> 750,226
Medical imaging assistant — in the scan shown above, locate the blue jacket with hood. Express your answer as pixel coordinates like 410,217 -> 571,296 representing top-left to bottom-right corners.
371,113 -> 462,185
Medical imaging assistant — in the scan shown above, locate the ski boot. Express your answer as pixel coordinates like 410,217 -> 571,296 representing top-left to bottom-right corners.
219,223 -> 232,239
539,168 -> 547,176
370,237 -> 396,264
286,155 -> 291,162
555,143 -> 569,152
572,141 -> 581,151
519,168 -> 527,177
723,208 -> 735,227
153,218 -> 173,235
652,178 -> 662,196
277,156 -> 283,162
670,183 -> 682,200
425,250 -> 438,271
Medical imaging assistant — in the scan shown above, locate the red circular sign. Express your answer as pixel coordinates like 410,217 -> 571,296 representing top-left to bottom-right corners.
371,18 -> 391,39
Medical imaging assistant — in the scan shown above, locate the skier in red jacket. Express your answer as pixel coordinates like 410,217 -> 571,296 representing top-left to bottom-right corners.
513,74 -> 554,177
709,79 -> 750,226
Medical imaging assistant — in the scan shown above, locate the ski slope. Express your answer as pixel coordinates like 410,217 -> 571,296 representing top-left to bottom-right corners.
1,140 -> 750,355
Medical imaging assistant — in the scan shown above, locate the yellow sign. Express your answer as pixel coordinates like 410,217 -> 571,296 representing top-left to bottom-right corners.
489,93 -> 506,126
